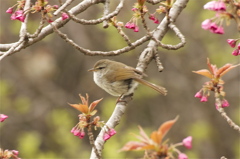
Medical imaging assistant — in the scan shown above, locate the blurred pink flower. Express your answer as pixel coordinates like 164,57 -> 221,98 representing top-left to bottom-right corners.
6,7 -> 14,14
0,114 -> 8,122
201,19 -> 212,30
227,39 -> 237,48
178,153 -> 188,159
61,13 -> 69,20
221,99 -> 229,108
182,136 -> 192,149
200,96 -> 208,102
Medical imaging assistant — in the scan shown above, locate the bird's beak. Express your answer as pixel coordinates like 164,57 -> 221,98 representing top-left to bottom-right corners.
88,68 -> 96,72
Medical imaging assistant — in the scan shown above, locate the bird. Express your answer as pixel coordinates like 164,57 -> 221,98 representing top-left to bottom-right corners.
88,59 -> 167,97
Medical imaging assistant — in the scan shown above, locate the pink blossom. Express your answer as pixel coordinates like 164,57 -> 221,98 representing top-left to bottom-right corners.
103,133 -> 111,141
178,153 -> 188,159
53,5 -> 59,9
11,10 -> 25,22
78,131 -> 85,139
232,49 -> 239,56
201,19 -> 212,30
149,14 -> 159,24
209,22 -> 218,32
200,96 -> 208,102
12,150 -> 19,156
6,7 -> 14,14
125,22 -> 132,29
203,1 -> 226,11
238,43 -> 240,49
71,127 -> 85,139
109,128 -> 117,136
131,8 -> 138,11
214,26 -> 224,34
130,23 -> 136,29
204,1 -> 217,10
182,136 -> 192,149
221,99 -> 229,108
194,91 -> 202,98
215,1 -> 226,11
61,13 -> 69,20
227,39 -> 237,48
134,26 -> 139,32
154,19 -> 159,24
0,114 -> 8,122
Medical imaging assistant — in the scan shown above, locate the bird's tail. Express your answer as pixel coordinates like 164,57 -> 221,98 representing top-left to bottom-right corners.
134,78 -> 167,96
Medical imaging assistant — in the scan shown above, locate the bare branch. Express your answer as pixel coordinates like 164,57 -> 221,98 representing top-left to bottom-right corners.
90,0 -> 189,158
66,0 -> 124,25
53,0 -> 75,16
146,0 -> 165,5
215,92 -> 240,133
103,0 -> 110,28
52,24 -> 151,56
0,0 -> 103,55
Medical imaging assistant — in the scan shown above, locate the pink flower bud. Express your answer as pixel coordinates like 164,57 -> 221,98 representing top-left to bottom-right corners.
178,153 -> 188,159
200,96 -> 208,102
182,136 -> 192,149
78,131 -> 85,139
238,43 -> 240,49
103,133 -> 111,141
214,26 -> 224,34
134,26 -> 139,32
12,150 -> 19,156
109,129 -> 117,136
221,99 -> 229,108
194,91 -> 202,98
6,7 -> 14,14
125,22 -> 131,29
0,114 -> 8,122
227,39 -> 237,48
215,1 -> 226,11
61,13 -> 69,20
232,49 -> 239,56
201,19 -> 212,30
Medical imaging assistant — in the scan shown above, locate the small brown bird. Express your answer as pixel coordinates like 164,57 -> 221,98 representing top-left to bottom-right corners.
88,59 -> 167,96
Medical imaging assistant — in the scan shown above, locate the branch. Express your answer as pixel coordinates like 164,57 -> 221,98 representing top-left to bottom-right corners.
0,0 -> 103,55
66,0 -> 124,25
215,91 -> 240,133
90,0 -> 189,158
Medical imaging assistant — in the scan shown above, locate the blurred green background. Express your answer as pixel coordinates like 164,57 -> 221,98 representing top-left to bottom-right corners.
0,0 -> 239,159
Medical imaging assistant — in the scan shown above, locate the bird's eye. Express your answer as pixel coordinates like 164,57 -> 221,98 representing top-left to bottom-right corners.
97,66 -> 105,70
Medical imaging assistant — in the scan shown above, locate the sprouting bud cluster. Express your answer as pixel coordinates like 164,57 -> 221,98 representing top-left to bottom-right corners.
0,148 -> 20,159
120,117 -> 192,159
193,58 -> 239,109
6,0 -> 69,23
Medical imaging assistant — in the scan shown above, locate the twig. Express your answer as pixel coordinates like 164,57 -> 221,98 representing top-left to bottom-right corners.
153,50 -> 164,72
146,0 -> 165,5
90,95 -> 132,158
0,0 -> 31,61
103,0 -> 110,28
90,1 -> 189,158
27,13 -> 46,38
66,0 -> 124,25
215,91 -> 240,133
87,123 -> 102,159
53,0 -> 75,16
52,24 -> 152,56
